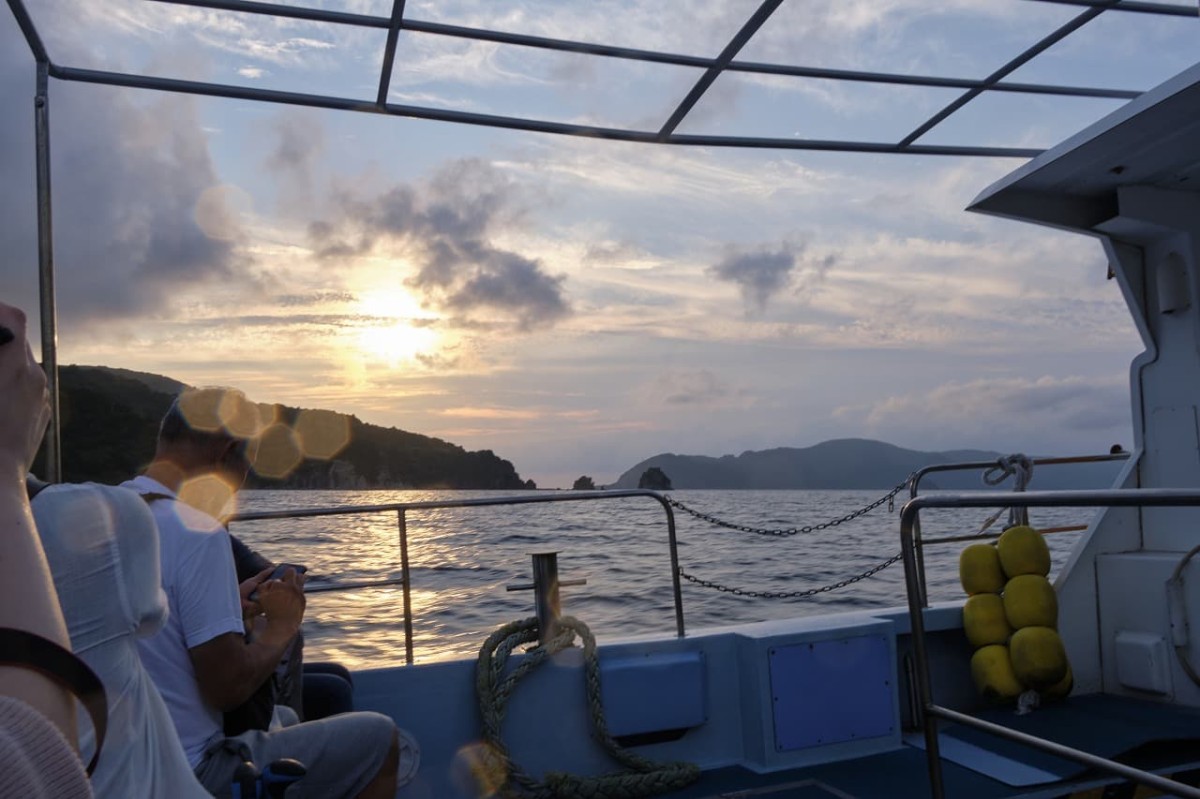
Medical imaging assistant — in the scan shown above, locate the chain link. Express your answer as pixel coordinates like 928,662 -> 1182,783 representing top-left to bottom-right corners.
665,479 -> 908,537
678,552 -> 903,599
668,479 -> 910,598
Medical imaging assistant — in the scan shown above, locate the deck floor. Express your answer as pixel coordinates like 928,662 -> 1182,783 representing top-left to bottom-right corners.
661,695 -> 1200,799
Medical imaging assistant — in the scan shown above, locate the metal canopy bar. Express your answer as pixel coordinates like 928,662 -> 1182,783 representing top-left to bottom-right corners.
400,17 -> 1149,104
728,63 -> 1140,99
5,0 -> 49,63
48,63 -> 1045,157
154,0 -> 1144,103
154,0 -> 1200,24
1025,0 -> 1199,15
149,0 -> 389,28
400,19 -> 1142,102
657,0 -> 784,139
375,0 -> 407,107
899,2 -> 1116,147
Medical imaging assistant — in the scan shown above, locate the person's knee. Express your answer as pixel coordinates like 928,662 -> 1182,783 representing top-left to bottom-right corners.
359,711 -> 396,736
356,711 -> 399,759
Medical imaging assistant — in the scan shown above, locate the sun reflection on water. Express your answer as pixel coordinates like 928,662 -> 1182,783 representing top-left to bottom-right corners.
234,488 -> 1092,670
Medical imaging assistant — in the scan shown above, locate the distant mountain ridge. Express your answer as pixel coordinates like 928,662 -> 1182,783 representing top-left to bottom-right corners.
37,365 -> 531,490
610,439 -> 1124,490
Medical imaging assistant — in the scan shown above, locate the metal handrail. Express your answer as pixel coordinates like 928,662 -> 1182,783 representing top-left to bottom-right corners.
899,488 -> 1200,799
229,488 -> 683,664
906,451 -> 1131,606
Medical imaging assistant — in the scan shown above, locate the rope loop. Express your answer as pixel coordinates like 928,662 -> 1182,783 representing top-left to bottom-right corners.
475,616 -> 700,798
979,453 -> 1034,531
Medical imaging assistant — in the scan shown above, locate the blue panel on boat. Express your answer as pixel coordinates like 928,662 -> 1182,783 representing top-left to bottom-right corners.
600,651 -> 706,738
768,635 -> 894,751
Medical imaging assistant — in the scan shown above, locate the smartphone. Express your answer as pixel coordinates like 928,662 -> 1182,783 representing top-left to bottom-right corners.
248,563 -> 308,601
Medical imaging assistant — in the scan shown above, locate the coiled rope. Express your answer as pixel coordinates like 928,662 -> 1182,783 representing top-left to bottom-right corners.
979,453 -> 1034,532
475,616 -> 700,798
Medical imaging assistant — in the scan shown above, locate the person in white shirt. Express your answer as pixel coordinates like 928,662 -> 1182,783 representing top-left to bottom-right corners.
31,481 -> 211,798
125,387 -> 415,798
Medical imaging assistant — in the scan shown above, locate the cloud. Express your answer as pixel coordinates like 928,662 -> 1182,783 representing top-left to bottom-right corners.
309,158 -> 571,331
708,240 -> 836,313
0,25 -> 259,331
834,375 -> 1129,450
710,244 -> 796,312
648,369 -> 746,407
264,110 -> 326,215
275,291 -> 356,307
584,240 -> 648,267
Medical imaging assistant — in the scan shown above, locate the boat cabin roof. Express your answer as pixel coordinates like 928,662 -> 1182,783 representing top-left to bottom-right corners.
969,60 -> 1200,232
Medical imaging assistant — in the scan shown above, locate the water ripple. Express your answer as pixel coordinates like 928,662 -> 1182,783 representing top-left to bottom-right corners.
233,488 -> 1088,668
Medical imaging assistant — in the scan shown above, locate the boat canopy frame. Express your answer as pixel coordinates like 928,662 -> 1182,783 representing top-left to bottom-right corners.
4,0 -> 1197,480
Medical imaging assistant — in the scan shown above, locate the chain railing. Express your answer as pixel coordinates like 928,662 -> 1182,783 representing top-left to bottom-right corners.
664,480 -> 907,537
669,481 -> 909,598
679,552 -> 903,599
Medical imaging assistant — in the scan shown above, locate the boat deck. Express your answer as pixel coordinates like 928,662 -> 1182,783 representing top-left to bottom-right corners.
663,695 -> 1200,799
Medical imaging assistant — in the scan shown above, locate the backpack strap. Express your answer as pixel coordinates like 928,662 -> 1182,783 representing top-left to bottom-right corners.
0,628 -> 108,776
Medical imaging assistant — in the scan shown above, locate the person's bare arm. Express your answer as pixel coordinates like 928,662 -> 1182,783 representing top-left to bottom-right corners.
188,570 -> 305,711
0,302 -> 75,747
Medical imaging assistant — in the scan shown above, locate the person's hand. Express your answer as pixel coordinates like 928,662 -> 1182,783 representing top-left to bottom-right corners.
238,566 -> 275,617
256,568 -> 306,642
0,303 -> 50,485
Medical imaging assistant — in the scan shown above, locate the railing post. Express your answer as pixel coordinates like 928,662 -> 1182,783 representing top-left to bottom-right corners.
507,551 -> 588,646
398,509 -> 413,665
35,59 -> 61,482
663,498 -> 686,637
908,471 -> 930,608
900,500 -> 944,799
530,552 -> 562,645
234,490 -> 681,662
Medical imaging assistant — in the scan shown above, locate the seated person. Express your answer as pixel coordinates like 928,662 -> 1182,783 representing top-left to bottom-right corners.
30,479 -> 211,798
0,302 -> 92,799
227,535 -> 355,725
123,387 -> 417,797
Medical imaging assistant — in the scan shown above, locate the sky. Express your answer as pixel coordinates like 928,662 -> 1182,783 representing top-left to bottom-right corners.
1,0 -> 1197,489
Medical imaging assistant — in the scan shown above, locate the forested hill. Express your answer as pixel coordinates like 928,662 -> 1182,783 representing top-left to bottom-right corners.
610,439 -> 1124,490
35,366 -> 532,490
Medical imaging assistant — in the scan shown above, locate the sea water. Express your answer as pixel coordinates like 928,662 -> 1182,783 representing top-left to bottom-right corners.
233,489 -> 1091,668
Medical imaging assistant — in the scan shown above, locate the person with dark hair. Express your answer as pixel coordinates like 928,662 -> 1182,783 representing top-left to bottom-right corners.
123,387 -> 417,798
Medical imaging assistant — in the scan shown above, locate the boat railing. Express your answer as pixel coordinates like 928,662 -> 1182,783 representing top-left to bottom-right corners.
229,488 -> 683,665
900,488 -> 1200,799
906,451 -> 1131,607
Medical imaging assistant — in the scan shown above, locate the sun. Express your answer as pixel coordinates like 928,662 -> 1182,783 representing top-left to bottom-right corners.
359,322 -> 437,364
355,288 -> 440,365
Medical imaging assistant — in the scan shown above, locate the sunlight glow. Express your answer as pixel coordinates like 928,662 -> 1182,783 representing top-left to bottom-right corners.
355,288 -> 440,365
359,322 -> 438,364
